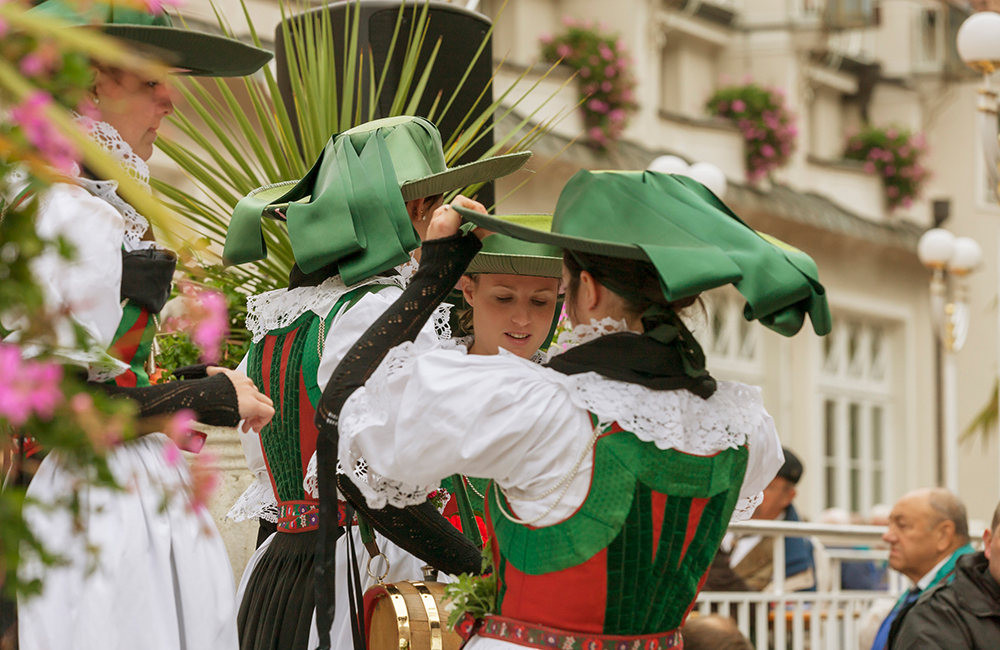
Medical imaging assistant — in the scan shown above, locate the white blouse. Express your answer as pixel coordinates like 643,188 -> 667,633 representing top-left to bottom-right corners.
338,335 -> 784,528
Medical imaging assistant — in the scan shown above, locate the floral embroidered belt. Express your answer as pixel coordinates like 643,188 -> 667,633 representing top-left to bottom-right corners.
475,615 -> 682,650
277,501 -> 319,533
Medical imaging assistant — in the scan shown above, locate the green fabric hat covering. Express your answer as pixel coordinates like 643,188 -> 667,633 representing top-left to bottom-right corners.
224,116 -> 532,285
30,0 -> 273,77
466,215 -> 562,278
454,169 -> 831,339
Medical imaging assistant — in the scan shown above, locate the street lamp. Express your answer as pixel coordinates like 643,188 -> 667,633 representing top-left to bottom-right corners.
957,10 -> 1000,495
648,156 -> 729,198
918,228 -> 982,494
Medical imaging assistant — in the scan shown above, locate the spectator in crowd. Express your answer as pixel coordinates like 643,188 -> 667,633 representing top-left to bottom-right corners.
887,499 -> 1000,648
681,615 -> 753,650
712,448 -> 816,592
869,488 -> 975,650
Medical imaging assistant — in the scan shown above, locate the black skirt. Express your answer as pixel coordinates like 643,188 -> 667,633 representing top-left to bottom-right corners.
238,530 -> 316,650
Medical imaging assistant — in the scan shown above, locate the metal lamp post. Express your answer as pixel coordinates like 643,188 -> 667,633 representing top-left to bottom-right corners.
957,11 -> 1000,494
918,228 -> 982,494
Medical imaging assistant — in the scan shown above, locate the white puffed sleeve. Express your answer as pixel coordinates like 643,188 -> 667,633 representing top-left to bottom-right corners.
338,348 -> 594,526
730,407 -> 784,522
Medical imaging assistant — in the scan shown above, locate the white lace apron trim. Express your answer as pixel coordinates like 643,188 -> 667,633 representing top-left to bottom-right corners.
226,479 -> 279,523
245,257 -> 436,343
339,328 -> 770,521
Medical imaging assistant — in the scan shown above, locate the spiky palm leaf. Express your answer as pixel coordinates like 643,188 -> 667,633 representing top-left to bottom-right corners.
155,0 -> 575,302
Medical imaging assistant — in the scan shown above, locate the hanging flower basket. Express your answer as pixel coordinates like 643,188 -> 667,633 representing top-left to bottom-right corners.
706,83 -> 797,183
540,17 -> 638,151
843,125 -> 930,211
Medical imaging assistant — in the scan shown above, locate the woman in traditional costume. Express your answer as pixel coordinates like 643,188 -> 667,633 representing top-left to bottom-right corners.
317,169 -> 831,648
221,116 -> 531,650
8,3 -> 275,650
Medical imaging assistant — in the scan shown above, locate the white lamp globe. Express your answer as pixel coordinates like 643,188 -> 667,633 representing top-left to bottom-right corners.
685,162 -> 728,198
957,12 -> 1000,72
948,237 -> 983,274
647,155 -> 690,175
917,228 -> 956,269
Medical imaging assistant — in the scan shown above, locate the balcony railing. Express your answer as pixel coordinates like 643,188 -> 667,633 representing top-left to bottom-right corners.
697,519 -> 903,650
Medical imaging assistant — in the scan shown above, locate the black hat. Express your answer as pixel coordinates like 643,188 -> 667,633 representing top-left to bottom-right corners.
777,448 -> 803,484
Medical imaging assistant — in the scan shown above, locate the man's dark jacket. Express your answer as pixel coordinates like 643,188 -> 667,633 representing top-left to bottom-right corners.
888,551 -> 1000,649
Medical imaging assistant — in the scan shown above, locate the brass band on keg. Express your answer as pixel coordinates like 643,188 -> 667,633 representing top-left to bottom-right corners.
383,584 -> 411,650
412,582 -> 443,650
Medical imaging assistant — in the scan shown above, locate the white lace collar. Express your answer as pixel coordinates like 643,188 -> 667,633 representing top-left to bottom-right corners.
245,256 -> 423,343
544,317 -> 635,362
72,115 -> 156,252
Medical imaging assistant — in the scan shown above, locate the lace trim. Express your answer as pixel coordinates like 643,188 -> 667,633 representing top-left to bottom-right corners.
731,491 -> 764,523
226,479 -> 279,523
544,317 -> 633,362
339,342 -> 768,510
16,343 -> 130,382
245,257 -> 426,343
73,115 -> 156,252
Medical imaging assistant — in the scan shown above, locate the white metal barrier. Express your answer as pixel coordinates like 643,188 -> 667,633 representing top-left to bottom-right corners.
696,520 -> 901,650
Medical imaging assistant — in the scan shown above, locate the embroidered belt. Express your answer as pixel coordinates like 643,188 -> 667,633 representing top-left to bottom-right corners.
476,616 -> 682,650
277,502 -> 319,533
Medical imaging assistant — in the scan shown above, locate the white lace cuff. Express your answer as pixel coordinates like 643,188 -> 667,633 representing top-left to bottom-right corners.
227,479 -> 279,523
304,453 -> 318,499
730,491 -> 764,523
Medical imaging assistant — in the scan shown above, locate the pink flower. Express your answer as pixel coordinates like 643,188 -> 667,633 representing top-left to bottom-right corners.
588,126 -> 605,140
587,98 -> 609,113
579,67 -> 591,78
886,128 -> 899,140
19,54 -> 47,77
556,44 -> 572,59
863,161 -> 876,173
731,99 -> 746,113
761,144 -> 776,158
189,452 -> 221,512
140,0 -> 184,13
616,38 -> 627,52
608,108 -> 626,123
621,89 -> 634,102
0,18 -> 7,38
604,65 -> 617,78
11,92 -> 80,174
0,344 -> 64,426
539,32 -> 554,45
599,44 -> 614,61
884,165 -> 896,177
561,15 -> 577,27
887,186 -> 900,198
902,197 -> 913,208
601,80 -> 613,93
899,145 -> 912,158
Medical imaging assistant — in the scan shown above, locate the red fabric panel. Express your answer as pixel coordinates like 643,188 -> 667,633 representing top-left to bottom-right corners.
650,491 -> 668,559
110,311 -> 149,388
679,497 -> 709,567
498,549 -> 609,634
297,370 -> 319,487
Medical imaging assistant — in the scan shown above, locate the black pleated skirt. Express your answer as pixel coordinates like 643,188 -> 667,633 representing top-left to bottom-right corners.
238,530 -> 315,650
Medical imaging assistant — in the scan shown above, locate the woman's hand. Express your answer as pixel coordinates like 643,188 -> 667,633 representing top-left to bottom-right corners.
425,195 -> 494,242
207,366 -> 275,433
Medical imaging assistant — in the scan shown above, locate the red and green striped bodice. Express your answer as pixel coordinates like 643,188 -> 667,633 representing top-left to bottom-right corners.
485,417 -> 749,635
108,299 -> 159,388
246,285 -> 385,533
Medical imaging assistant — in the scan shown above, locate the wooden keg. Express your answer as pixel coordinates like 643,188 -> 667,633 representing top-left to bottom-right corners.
364,581 -> 462,650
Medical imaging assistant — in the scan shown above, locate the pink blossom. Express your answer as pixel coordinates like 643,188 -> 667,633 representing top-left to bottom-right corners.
579,67 -> 591,78
601,80 -> 613,93
761,144 -> 776,158
0,18 -> 7,38
190,289 -> 228,364
556,44 -> 572,59
863,161 -> 876,173
19,54 -> 47,78
599,44 -> 614,61
70,392 -> 124,452
561,15 -> 577,27
911,133 -> 927,149
604,65 -> 617,78
189,453 -> 221,512
731,99 -> 746,113
887,186 -> 900,198
11,92 -> 80,174
886,128 -> 899,140
621,89 -> 634,102
587,98 -> 609,113
539,32 -> 554,45
608,108 -> 626,123
0,343 -> 64,426
902,197 -> 913,208
141,0 -> 184,13
616,38 -> 627,52
899,145 -> 912,158
884,165 -> 896,177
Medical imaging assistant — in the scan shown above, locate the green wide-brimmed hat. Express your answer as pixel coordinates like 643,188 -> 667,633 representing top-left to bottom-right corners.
224,116 -> 531,286
466,215 -> 562,278
31,0 -> 273,77
455,169 -> 831,338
